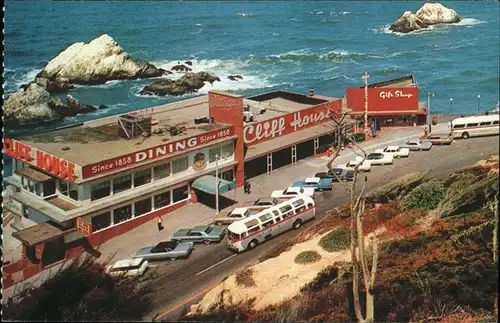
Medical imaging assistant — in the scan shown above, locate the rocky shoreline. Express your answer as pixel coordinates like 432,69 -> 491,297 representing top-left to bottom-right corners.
390,2 -> 461,34
4,34 -> 243,128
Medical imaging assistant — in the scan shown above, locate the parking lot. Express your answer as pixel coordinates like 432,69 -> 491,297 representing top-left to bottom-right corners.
143,135 -> 499,321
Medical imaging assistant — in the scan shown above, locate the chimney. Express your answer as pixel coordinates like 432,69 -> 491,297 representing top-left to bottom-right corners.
308,88 -> 315,97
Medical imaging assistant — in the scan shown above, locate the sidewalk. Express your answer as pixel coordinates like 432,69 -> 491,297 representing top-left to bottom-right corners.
97,203 -> 216,263
97,124 -> 429,263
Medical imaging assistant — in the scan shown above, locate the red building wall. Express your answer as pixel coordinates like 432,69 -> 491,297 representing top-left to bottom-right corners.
208,91 -> 245,187
346,87 -> 419,113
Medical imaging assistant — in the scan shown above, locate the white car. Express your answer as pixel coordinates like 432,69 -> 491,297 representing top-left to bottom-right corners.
337,159 -> 371,172
214,207 -> 260,225
105,258 -> 149,277
374,145 -> 410,158
270,186 -> 315,199
365,152 -> 394,165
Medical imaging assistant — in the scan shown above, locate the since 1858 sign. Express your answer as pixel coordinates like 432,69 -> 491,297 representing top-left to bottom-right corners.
82,126 -> 235,178
243,100 -> 341,146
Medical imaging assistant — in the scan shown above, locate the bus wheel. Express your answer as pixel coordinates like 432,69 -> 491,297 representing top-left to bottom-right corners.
248,240 -> 258,250
293,219 -> 302,229
462,132 -> 470,139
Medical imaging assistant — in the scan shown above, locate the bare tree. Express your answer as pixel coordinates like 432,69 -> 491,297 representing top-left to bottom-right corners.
490,193 -> 499,264
326,107 -> 379,323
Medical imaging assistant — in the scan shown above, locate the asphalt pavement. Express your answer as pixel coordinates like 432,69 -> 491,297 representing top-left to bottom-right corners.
145,135 -> 499,322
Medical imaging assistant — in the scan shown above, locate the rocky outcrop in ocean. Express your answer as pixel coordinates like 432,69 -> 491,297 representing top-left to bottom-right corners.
36,34 -> 168,86
390,2 -> 461,33
228,75 -> 243,81
4,84 -> 105,127
140,72 -> 221,96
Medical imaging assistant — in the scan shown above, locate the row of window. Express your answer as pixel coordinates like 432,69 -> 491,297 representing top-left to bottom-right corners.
453,120 -> 499,129
90,143 -> 234,202
90,185 -> 189,232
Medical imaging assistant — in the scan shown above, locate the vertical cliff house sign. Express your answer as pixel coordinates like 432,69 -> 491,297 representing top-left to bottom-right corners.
193,152 -> 207,170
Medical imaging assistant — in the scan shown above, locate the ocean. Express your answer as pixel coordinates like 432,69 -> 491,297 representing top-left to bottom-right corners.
2,0 -> 499,173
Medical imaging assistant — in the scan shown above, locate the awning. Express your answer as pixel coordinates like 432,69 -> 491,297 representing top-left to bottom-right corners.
191,175 -> 236,195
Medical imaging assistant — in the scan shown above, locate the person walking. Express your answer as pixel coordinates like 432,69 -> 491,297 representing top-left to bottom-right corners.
244,179 -> 251,194
157,216 -> 163,231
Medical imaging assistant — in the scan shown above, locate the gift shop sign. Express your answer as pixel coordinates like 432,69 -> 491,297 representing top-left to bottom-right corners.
3,138 -> 78,182
243,101 -> 341,145
346,87 -> 419,113
82,126 -> 235,178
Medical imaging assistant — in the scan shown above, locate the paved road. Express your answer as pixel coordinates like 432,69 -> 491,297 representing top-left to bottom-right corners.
145,135 -> 499,321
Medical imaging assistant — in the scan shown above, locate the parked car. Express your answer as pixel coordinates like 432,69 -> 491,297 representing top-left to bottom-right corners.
366,152 -> 394,165
214,207 -> 260,225
292,177 -> 333,191
315,168 -> 344,182
253,197 -> 281,207
399,139 -> 432,151
134,240 -> 194,261
105,258 -> 149,277
423,133 -> 453,145
172,225 -> 226,244
374,145 -> 410,158
337,159 -> 371,172
340,169 -> 355,181
270,186 -> 315,199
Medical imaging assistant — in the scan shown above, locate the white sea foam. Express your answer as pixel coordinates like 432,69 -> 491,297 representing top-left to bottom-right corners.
237,13 -> 253,17
316,11 -> 324,15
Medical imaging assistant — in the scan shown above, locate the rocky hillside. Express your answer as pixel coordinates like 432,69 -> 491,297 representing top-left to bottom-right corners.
179,155 -> 499,322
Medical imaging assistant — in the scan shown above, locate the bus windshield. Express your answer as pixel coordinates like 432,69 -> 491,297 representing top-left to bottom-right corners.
228,231 -> 240,240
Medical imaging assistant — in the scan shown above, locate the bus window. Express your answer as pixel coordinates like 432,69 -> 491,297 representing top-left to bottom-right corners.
272,210 -> 280,216
479,122 -> 491,126
248,226 -> 260,234
296,205 -> 307,213
493,121 -> 499,125
466,123 -> 478,127
453,124 -> 465,129
241,232 -> 247,238
228,232 -> 240,240
262,219 -> 274,228
244,219 -> 259,228
259,213 -> 273,222
282,209 -> 294,219
291,199 -> 305,208
279,205 -> 293,213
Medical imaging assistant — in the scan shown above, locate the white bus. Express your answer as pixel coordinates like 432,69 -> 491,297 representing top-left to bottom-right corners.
451,114 -> 499,139
226,195 -> 316,252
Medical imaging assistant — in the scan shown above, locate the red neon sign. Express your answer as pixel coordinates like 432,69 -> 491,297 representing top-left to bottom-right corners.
243,100 -> 342,146
82,126 -> 235,178
3,138 -> 77,182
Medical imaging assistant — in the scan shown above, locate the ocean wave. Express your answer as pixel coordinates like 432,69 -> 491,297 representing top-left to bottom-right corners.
329,11 -> 350,16
4,68 -> 41,93
237,13 -> 254,17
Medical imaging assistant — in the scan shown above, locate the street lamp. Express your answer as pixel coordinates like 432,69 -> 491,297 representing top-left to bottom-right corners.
362,72 -> 370,134
449,97 -> 453,116
477,94 -> 481,115
427,92 -> 434,129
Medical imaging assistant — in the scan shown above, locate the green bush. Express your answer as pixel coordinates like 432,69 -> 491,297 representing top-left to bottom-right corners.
346,132 -> 366,143
367,172 -> 429,203
437,174 -> 499,218
294,250 -> 322,264
403,181 -> 445,211
318,228 -> 351,252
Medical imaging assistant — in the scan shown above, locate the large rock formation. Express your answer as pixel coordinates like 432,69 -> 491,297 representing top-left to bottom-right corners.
36,34 -> 167,85
4,84 -> 62,126
390,11 -> 429,33
21,77 -> 75,94
4,84 -> 105,127
140,72 -> 221,96
390,2 -> 461,33
416,3 -> 461,24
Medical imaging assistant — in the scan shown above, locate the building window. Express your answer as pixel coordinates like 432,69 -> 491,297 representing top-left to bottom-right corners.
91,180 -> 111,201
59,179 -> 69,195
15,159 -> 24,170
91,212 -> 111,232
69,182 -> 78,200
172,157 -> 188,174
135,197 -> 152,217
154,191 -> 171,209
134,169 -> 152,187
113,205 -> 132,224
153,163 -> 171,180
43,180 -> 56,197
221,169 -> 234,182
221,142 -> 234,158
173,185 -> 189,203
113,174 -> 132,194
209,146 -> 221,162
28,180 -> 36,194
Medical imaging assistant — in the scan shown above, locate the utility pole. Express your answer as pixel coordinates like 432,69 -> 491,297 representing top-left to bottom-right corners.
427,92 -> 434,132
477,94 -> 481,115
449,97 -> 454,116
215,154 -> 219,215
362,72 -> 370,134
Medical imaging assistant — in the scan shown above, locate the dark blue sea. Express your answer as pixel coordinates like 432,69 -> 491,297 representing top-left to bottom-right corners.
3,1 -> 499,133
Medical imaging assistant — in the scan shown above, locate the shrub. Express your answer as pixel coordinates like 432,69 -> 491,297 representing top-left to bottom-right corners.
235,268 -> 256,288
346,132 -> 366,143
300,262 -> 352,292
403,181 -> 445,211
437,174 -> 499,218
294,250 -> 322,264
367,172 -> 429,203
318,228 -> 351,252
